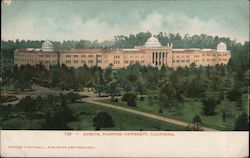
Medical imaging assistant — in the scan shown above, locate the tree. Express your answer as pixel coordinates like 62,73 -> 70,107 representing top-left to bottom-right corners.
159,82 -> 183,112
43,98 -> 76,129
192,115 -> 202,130
226,85 -> 242,101
92,112 -> 115,130
233,113 -> 249,131
65,93 -> 81,103
106,79 -> 119,102
122,93 -> 137,107
18,96 -> 38,113
201,96 -> 220,116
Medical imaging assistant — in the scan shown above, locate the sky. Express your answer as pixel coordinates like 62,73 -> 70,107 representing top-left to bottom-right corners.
1,0 -> 249,43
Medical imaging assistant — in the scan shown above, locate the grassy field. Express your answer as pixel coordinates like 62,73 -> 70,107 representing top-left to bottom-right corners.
99,94 -> 248,131
67,102 -> 184,131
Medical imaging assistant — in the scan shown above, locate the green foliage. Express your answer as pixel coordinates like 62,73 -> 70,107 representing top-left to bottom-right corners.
17,96 -> 39,113
233,113 -> 249,131
43,99 -> 77,129
92,112 -> 115,130
65,93 -> 81,103
192,115 -> 202,124
122,93 -> 137,107
192,114 -> 202,130
159,82 -> 183,112
226,85 -> 242,101
201,96 -> 221,116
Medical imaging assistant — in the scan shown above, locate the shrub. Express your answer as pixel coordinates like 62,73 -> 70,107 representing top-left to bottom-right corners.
122,93 -> 137,107
140,96 -> 145,101
92,112 -> 115,130
233,113 -> 249,131
201,97 -> 220,116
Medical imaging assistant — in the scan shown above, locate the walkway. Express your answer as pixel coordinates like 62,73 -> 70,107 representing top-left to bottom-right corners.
84,97 -> 218,131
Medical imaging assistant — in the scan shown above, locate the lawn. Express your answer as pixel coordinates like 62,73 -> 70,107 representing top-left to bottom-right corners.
67,102 -> 184,131
98,94 -> 249,131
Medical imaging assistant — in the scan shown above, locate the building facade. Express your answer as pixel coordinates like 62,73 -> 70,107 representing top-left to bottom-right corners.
14,37 -> 231,69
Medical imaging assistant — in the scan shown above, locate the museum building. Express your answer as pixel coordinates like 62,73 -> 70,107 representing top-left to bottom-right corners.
14,36 -> 231,69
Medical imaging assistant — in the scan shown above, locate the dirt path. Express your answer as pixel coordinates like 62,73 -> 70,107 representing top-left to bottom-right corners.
84,98 -> 218,131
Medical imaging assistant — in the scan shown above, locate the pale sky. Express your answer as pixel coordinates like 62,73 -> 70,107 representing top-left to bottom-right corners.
1,0 -> 249,43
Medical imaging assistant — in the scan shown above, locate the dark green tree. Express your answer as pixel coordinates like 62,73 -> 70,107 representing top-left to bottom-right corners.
233,113 -> 249,131
192,115 -> 202,130
122,93 -> 137,107
201,96 -> 220,116
92,112 -> 115,130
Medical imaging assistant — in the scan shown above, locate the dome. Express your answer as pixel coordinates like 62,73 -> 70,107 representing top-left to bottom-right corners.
217,42 -> 227,51
42,40 -> 54,51
144,36 -> 162,47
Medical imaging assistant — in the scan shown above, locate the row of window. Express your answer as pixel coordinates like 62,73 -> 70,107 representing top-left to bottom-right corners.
124,60 -> 145,64
15,59 -> 34,62
38,55 -> 57,58
39,60 -> 57,64
125,55 -> 144,59
174,54 -> 228,58
65,55 -> 94,58
15,54 -> 34,57
65,60 -> 94,64
173,58 -> 228,63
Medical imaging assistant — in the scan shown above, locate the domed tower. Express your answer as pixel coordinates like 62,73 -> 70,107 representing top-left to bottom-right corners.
42,40 -> 54,51
217,42 -> 227,51
144,36 -> 162,47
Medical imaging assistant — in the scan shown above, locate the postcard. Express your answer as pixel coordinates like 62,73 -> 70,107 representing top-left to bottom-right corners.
1,0 -> 249,157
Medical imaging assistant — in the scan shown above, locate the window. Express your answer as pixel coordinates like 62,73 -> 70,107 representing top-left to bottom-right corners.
66,60 -> 71,64
186,60 -> 190,63
66,55 -> 71,58
114,56 -> 120,59
97,60 -> 102,63
74,55 -> 79,58
124,60 -> 129,64
88,55 -> 93,58
130,61 -> 134,64
81,60 -> 86,63
114,60 -> 120,64
45,55 -> 51,58
88,60 -> 93,63
74,60 -> 78,63
181,60 -> 185,63
81,55 -> 86,58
